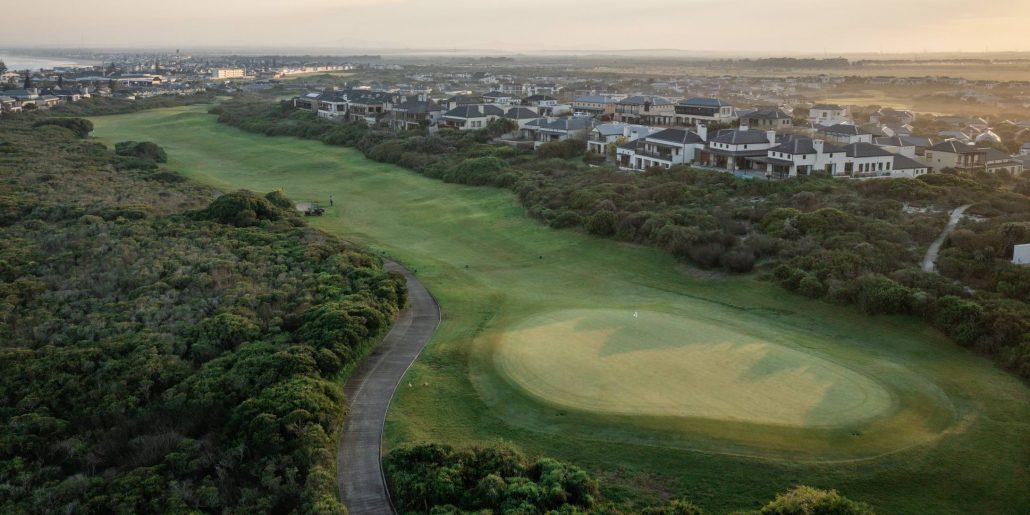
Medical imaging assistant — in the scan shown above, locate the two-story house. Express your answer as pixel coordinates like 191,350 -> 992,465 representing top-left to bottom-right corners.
614,95 -> 675,126
740,107 -> 793,129
925,140 -> 987,171
760,135 -> 847,178
808,104 -> 850,126
586,122 -> 657,156
843,143 -> 896,176
698,126 -> 778,172
572,94 -> 625,117
439,104 -> 505,130
674,97 -> 736,127
625,127 -> 706,170
818,123 -> 874,145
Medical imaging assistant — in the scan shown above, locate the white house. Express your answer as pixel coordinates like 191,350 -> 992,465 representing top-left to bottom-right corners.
843,142 -> 896,176
522,116 -> 595,148
873,136 -> 917,158
818,124 -> 874,144
809,104 -> 850,126
760,135 -> 847,178
623,127 -> 706,170
439,104 -> 505,130
483,91 -> 519,107
888,155 -> 931,178
674,97 -> 736,126
1020,142 -> 1030,156
587,122 -> 657,155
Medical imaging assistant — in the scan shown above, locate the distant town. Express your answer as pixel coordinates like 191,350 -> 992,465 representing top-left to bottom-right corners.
2,50 -> 1029,180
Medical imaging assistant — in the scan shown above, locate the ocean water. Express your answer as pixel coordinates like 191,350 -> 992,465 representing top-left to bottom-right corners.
0,54 -> 98,71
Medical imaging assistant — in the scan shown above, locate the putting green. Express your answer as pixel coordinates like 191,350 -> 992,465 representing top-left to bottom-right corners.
495,310 -> 893,427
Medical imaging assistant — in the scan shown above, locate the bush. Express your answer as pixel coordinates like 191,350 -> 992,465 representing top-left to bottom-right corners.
194,189 -> 288,227
32,117 -> 94,138
760,485 -> 874,515
114,141 -> 168,163
586,210 -> 617,236
537,139 -> 587,160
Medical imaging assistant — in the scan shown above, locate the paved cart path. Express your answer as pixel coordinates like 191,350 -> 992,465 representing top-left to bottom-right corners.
922,204 -> 971,273
337,261 -> 440,514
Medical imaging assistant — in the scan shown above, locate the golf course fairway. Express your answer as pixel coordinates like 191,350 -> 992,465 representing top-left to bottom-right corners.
90,106 -> 1030,513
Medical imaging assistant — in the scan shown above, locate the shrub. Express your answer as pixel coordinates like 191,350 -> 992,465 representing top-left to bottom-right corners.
114,141 -> 168,163
32,117 -> 94,138
586,210 -> 617,236
195,190 -> 288,227
537,139 -> 587,160
760,485 -> 874,515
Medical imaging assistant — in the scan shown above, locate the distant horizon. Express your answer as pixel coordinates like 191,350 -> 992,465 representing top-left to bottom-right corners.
3,0 -> 1028,54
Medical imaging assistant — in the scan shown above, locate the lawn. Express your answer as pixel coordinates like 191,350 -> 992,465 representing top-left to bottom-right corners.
90,106 -> 1030,514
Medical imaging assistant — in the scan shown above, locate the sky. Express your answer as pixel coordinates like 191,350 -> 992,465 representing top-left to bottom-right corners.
4,0 -> 1030,54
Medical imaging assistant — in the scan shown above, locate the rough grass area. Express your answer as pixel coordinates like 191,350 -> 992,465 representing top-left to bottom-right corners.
89,106 -> 1030,514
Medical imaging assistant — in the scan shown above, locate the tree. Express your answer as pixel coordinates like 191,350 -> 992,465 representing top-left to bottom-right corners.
56,74 -> 64,88
0,60 -> 7,75
23,71 -> 32,89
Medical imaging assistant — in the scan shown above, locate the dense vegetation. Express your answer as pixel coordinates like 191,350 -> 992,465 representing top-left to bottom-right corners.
385,444 -> 873,515
0,112 -> 406,512
214,98 -> 1030,379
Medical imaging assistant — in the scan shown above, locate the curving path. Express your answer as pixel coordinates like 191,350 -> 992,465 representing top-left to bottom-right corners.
922,204 -> 971,273
337,261 -> 441,514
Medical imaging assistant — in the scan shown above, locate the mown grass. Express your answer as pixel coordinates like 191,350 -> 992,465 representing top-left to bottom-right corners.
90,106 -> 1030,514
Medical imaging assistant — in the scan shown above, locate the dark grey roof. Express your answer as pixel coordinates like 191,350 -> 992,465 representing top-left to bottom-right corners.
874,136 -> 909,147
524,94 -> 557,102
710,128 -> 772,145
391,99 -> 439,113
929,140 -> 982,154
770,135 -> 844,155
981,147 -> 1015,162
647,128 -> 704,145
443,104 -> 504,118
482,91 -> 509,98
680,97 -> 728,108
534,116 -> 595,132
618,95 -> 673,106
745,107 -> 791,120
819,123 -> 871,136
811,104 -> 844,110
892,155 -> 928,170
844,142 -> 893,158
446,95 -> 482,104
503,106 -> 539,119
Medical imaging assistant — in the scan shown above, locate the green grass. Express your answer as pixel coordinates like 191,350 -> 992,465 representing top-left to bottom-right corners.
89,106 -> 1030,514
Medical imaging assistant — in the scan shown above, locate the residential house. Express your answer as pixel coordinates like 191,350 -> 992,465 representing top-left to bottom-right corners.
1020,142 -> 1030,156
925,140 -> 987,171
521,116 -> 595,148
442,95 -> 483,111
843,143 -> 896,176
759,135 -> 846,178
0,96 -> 20,113
674,97 -> 735,127
383,98 -> 442,131
294,91 -> 323,112
482,91 -> 519,107
889,155 -> 931,178
740,107 -> 792,129
869,108 -> 915,125
523,83 -> 562,96
808,104 -> 850,126
572,94 -> 624,117
624,127 -> 706,170
818,123 -> 874,145
982,148 -> 1024,175
343,90 -> 390,123
587,122 -> 656,156
873,136 -> 917,158
697,126 -> 778,172
439,104 -> 505,130
523,95 -> 559,116
614,95 -> 675,125
502,106 -> 542,130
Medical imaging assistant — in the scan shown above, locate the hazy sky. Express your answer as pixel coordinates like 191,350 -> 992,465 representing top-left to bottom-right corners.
5,0 -> 1030,54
